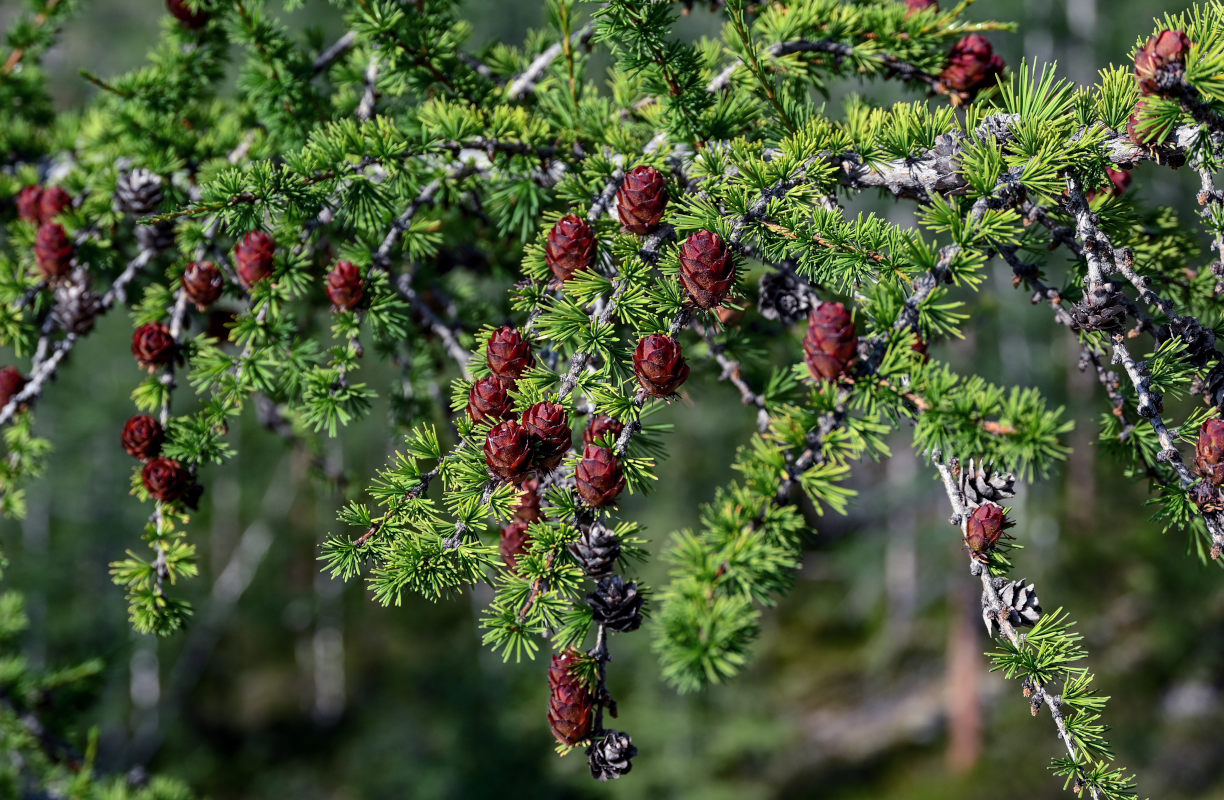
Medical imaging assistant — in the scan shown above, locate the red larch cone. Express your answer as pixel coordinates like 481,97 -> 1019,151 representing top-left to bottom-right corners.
122,415 -> 165,460
521,401 -> 571,470
234,231 -> 276,288
131,322 -> 175,371
500,521 -> 532,572
616,165 -> 668,235
939,34 -> 1005,100
486,326 -> 534,381
632,333 -> 689,397
1134,29 -> 1191,96
181,261 -> 224,310
583,414 -> 625,447
545,214 -> 597,282
467,376 -> 515,424
326,260 -> 365,310
548,649 -> 594,746
678,229 -> 736,309
803,302 -> 857,381
575,445 -> 625,507
142,457 -> 189,502
483,420 -> 532,484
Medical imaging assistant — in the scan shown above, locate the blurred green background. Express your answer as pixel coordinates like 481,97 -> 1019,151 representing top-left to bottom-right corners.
5,0 -> 1224,798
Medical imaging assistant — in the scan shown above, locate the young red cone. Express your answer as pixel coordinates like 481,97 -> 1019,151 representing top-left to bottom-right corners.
678,230 -> 736,309
521,401 -> 572,470
483,420 -> 532,484
16,186 -> 43,224
1196,419 -> 1224,486
131,322 -> 175,371
0,367 -> 27,408
166,0 -> 210,29
803,302 -> 857,381
632,333 -> 689,397
466,376 -> 515,424
325,260 -> 365,310
583,414 -> 625,447
486,326 -> 534,381
548,649 -> 594,746
513,477 -> 543,523
39,186 -> 72,223
545,214 -> 597,282
939,34 -> 1005,100
616,165 -> 668,235
964,502 -> 1012,561
234,231 -> 276,288
34,223 -> 73,281
1134,30 -> 1191,95
575,445 -> 625,507
142,457 -> 189,502
122,415 -> 165,460
500,521 -> 532,572
181,261 -> 224,310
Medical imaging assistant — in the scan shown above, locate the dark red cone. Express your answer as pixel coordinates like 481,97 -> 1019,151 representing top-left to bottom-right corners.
166,0 -> 210,29
122,415 -> 165,460
583,414 -> 625,447
803,302 -> 857,381
616,165 -> 668,235
678,229 -> 736,309
0,367 -> 27,408
181,261 -> 224,310
1196,419 -> 1224,486
486,326 -> 533,381
466,376 -> 515,424
39,186 -> 72,223
545,214 -> 597,282
16,186 -> 43,224
548,649 -> 594,747
132,322 -> 175,371
142,457 -> 189,502
633,333 -> 689,397
234,231 -> 276,288
483,420 -> 531,484
500,521 -> 532,572
1135,29 -> 1191,96
326,260 -> 365,310
514,477 -> 543,523
964,502 -> 1012,561
575,445 -> 625,507
521,401 -> 572,470
34,223 -> 73,281
939,34 -> 1005,99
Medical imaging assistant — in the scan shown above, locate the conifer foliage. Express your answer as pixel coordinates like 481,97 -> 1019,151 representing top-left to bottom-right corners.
4,0 -> 1224,794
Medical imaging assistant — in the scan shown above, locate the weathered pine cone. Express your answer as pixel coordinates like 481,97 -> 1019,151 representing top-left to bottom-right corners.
803,302 -> 857,381
1134,29 -> 1191,96
466,376 -> 515,424
52,281 -> 103,335
959,459 -> 1017,506
548,649 -> 594,746
583,414 -> 625,447
587,730 -> 637,781
983,576 -> 1042,636
678,229 -> 736,309
122,415 -> 165,461
1068,283 -> 1126,333
569,524 -> 620,577
135,220 -> 177,254
586,574 -> 643,632
546,214 -> 597,282
486,326 -> 534,382
758,271 -> 812,324
182,261 -> 224,310
234,231 -> 276,288
632,333 -> 689,397
521,401 -> 571,470
616,165 -> 668,235
483,420 -> 532,484
326,260 -> 365,310
1157,315 -> 1217,368
575,445 -> 625,507
114,169 -> 164,216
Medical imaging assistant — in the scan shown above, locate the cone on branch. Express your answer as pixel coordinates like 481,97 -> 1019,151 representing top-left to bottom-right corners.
569,524 -> 620,576
16,186 -> 42,224
52,281 -> 102,336
548,649 -> 594,747
576,445 -> 625,507
0,367 -> 27,408
959,459 -> 1017,506
583,414 -> 624,447
616,165 -> 668,235
166,0 -> 210,29
521,401 -> 572,470
483,420 -> 532,484
1127,98 -> 1159,145
803,302 -> 857,381
141,457 -> 189,502
633,333 -> 689,397
131,322 -> 176,372
1134,29 -> 1191,96
678,230 -> 736,309
181,261 -> 224,310
964,502 -> 1013,561
587,730 -> 637,781
1195,419 -> 1224,486
587,574 -> 643,632
486,326 -> 534,382
234,231 -> 276,288
34,223 -> 73,282
939,34 -> 1005,100
122,415 -> 165,461
1068,283 -> 1126,333
326,260 -> 365,310
984,577 -> 1042,636
500,521 -> 532,572
114,170 -> 164,216
1087,168 -> 1132,200
136,220 -> 177,254
758,271 -> 812,324
39,186 -> 72,222
466,376 -> 515,424
514,477 -> 543,523
905,0 -> 937,14
545,214 -> 597,282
